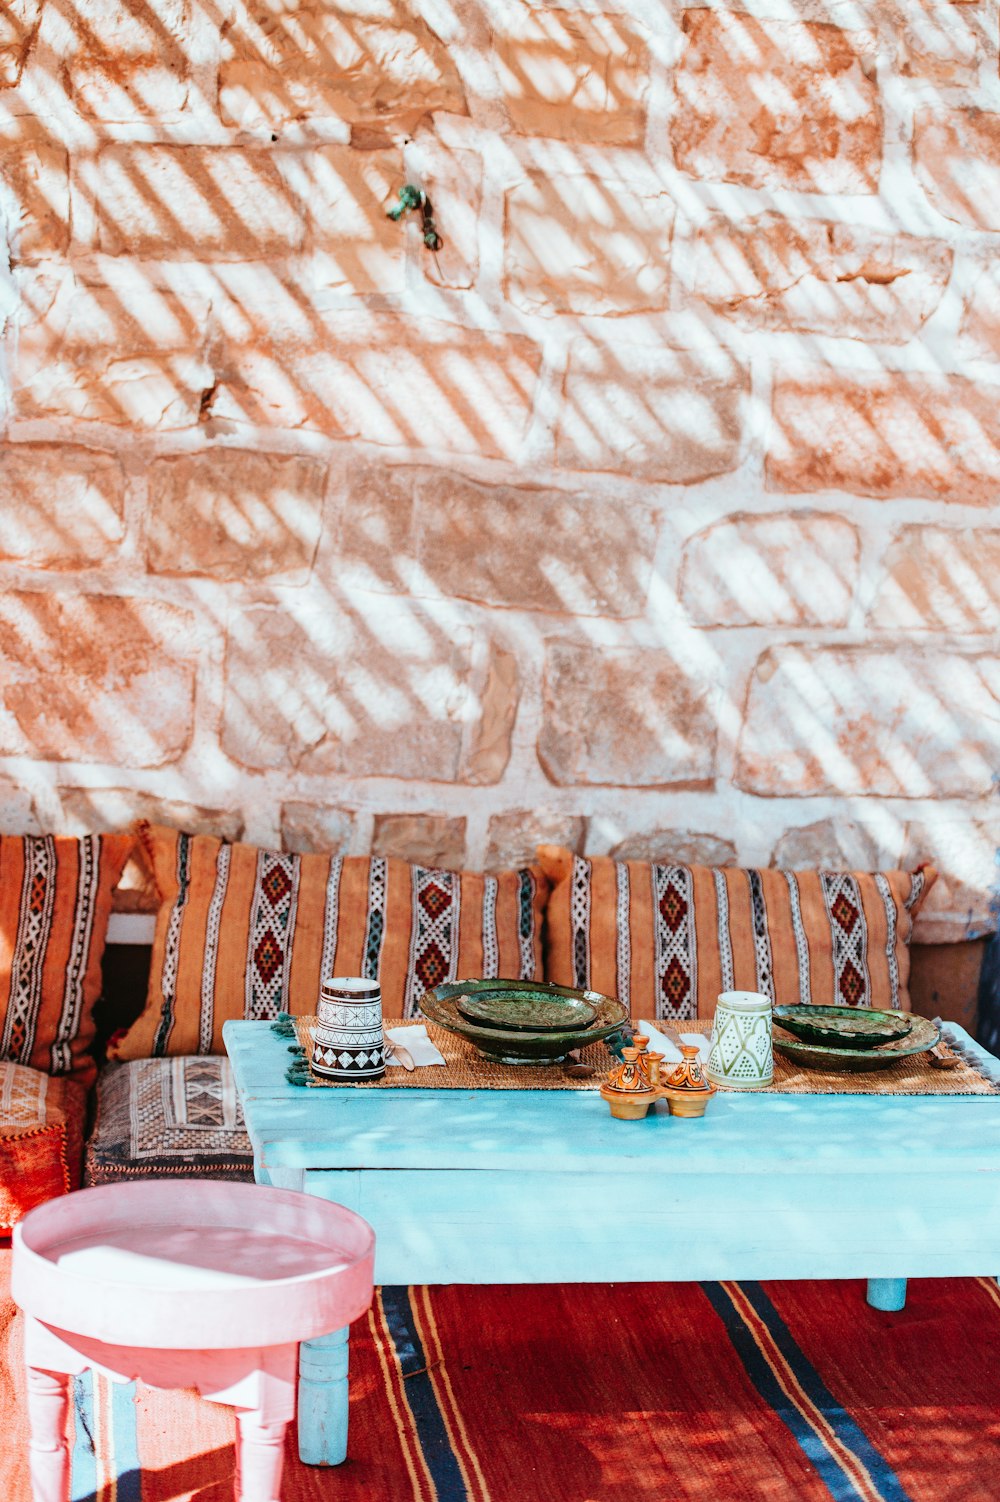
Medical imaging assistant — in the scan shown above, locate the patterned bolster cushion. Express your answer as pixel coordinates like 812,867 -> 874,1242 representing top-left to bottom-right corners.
84,1057 -> 254,1185
0,833 -> 133,1086
0,1062 -> 87,1229
537,847 -> 936,1020
109,822 -> 549,1059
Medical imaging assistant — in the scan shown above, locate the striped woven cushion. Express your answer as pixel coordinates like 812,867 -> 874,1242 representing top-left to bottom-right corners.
537,847 -> 936,1020
0,833 -> 133,1085
109,822 -> 549,1059
0,1061 -> 86,1227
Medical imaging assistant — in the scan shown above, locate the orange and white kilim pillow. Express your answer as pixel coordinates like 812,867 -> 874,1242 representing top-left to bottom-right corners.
0,833 -> 133,1085
0,1061 -> 87,1229
110,823 -> 549,1059
537,847 -> 936,1021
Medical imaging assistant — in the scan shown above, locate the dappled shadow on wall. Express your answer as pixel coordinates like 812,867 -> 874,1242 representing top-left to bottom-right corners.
0,0 -> 996,907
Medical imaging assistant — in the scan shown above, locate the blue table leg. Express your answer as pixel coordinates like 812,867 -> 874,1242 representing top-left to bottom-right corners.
867,1277 -> 907,1311
298,1326 -> 349,1465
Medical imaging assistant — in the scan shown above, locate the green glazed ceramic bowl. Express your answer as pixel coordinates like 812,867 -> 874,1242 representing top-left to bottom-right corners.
420,979 -> 628,1064
772,1014 -> 939,1072
772,1005 -> 914,1051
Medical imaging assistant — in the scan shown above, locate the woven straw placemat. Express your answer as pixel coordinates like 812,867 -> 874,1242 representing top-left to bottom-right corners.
292,1018 -> 999,1096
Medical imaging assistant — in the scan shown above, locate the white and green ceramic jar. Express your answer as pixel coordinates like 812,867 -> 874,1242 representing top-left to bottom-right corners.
706,990 -> 773,1090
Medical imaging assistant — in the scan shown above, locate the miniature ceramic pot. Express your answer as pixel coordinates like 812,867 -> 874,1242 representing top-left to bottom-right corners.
312,977 -> 385,1081
707,991 -> 773,1090
601,1046 -> 660,1119
660,1044 -> 716,1117
600,1083 -> 659,1120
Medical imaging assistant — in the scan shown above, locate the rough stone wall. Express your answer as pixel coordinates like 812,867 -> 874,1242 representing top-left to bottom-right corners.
0,0 -> 997,939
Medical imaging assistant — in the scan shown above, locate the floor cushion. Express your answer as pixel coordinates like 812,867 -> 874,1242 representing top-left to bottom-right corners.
0,1062 -> 86,1229
0,833 -> 133,1085
84,1056 -> 254,1184
538,846 -> 936,1021
110,822 -> 548,1059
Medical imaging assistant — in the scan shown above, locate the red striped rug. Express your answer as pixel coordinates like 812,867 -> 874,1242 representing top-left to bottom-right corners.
1,1253 -> 998,1501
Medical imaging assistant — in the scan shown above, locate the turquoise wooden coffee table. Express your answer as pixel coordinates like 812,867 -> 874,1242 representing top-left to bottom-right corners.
224,1019 -> 1000,1468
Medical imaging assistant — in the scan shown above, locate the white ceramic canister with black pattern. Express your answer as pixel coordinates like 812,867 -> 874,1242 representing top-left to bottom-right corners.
311,976 -> 386,1081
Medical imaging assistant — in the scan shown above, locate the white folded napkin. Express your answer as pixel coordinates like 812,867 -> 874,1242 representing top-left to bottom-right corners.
637,1021 -> 710,1063
385,1024 -> 447,1067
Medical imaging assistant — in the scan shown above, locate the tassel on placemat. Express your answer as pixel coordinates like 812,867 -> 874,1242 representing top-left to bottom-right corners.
285,1057 -> 312,1086
271,1012 -> 296,1038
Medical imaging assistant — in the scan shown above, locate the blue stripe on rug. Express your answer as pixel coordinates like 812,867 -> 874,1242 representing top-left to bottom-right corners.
380,1285 -> 468,1501
70,1373 -> 96,1502
702,1282 -> 910,1502
739,1282 -> 914,1502
110,1376 -> 142,1502
70,1370 -> 141,1502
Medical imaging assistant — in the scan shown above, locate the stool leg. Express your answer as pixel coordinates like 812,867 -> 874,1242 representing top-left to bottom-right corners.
298,1326 -> 349,1465
867,1277 -> 907,1311
26,1366 -> 70,1502
236,1411 -> 287,1502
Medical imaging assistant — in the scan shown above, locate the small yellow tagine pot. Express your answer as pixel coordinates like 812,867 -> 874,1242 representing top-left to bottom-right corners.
659,1044 -> 716,1119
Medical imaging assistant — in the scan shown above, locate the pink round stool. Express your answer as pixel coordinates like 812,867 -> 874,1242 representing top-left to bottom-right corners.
12,1179 -> 375,1502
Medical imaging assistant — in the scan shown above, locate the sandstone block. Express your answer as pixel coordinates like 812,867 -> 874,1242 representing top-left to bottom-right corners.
53,788 -> 244,843
687,215 -> 951,342
0,444 -> 125,568
770,819 -> 884,873
868,527 -> 1000,634
464,641 -> 519,787
896,2 -> 982,86
0,594 -> 196,767
69,58 -> 189,119
409,135 -> 482,291
0,0 -> 42,86
291,146 -> 403,291
958,264 -> 1000,361
281,803 -> 357,857
321,461 -> 415,592
736,646 -> 1000,798
60,0 -> 190,118
768,371 -> 1000,504
64,0 -> 189,51
485,809 -> 585,870
556,340 -> 746,482
539,642 -> 717,788
672,11 -> 880,195
0,143 -> 70,260
505,169 -> 673,317
608,830 -> 738,865
679,513 -> 859,628
215,316 -> 542,460
147,450 -> 326,582
219,2 -> 466,142
14,273 -> 212,430
902,814 -> 997,942
494,10 -> 649,146
94,146 -> 305,259
914,109 -> 1000,231
222,603 -> 498,783
412,470 -> 658,618
372,813 -> 466,869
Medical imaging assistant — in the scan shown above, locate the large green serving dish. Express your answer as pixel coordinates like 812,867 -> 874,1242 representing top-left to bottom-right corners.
772,1005 -> 914,1050
420,979 -> 628,1064
772,1013 -> 939,1072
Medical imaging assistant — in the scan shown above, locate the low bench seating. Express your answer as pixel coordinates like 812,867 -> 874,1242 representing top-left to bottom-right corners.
0,820 -> 988,1210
